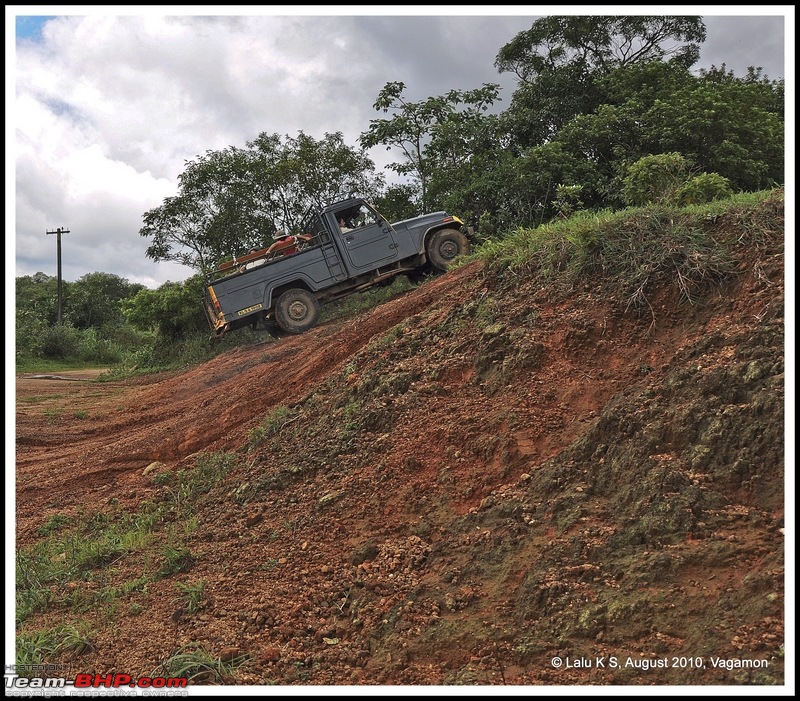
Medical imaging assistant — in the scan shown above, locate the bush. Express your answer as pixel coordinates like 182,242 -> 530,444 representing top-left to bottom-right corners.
39,325 -> 79,360
622,152 -> 689,206
675,173 -> 733,205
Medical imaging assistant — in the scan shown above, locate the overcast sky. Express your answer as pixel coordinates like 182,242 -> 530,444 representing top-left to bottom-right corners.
6,7 -> 794,290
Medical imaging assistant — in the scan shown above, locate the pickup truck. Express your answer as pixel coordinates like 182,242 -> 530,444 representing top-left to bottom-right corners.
203,197 -> 473,336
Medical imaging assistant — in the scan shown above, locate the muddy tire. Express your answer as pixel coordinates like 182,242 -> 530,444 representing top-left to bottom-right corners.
274,289 -> 320,334
427,228 -> 469,271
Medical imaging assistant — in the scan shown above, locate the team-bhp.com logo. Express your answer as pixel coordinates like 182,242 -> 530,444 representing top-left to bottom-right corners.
5,667 -> 188,694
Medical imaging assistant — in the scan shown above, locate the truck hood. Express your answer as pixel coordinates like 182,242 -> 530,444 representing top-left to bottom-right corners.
391,211 -> 450,233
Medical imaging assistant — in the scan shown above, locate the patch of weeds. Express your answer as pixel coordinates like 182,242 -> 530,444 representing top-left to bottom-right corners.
20,395 -> 65,404
36,514 -> 71,536
375,324 -> 405,348
16,623 -> 93,671
174,580 -> 207,615
74,410 -> 88,419
339,399 -> 363,433
164,451 -> 235,516
94,575 -> 151,605
157,542 -> 195,578
343,360 -> 357,376
255,558 -> 280,572
183,515 -> 199,536
248,406 -> 298,447
15,550 -> 55,623
151,643 -> 247,685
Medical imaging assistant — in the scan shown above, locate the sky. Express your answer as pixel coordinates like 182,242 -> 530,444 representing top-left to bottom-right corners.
6,6 -> 793,290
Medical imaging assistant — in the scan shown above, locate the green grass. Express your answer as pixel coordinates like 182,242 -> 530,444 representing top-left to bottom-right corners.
248,405 -> 298,447
174,580 -> 208,615
16,623 -> 92,670
151,644 -> 247,685
16,451 -> 238,625
468,188 -> 783,314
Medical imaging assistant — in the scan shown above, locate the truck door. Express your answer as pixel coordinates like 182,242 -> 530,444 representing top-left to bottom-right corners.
338,204 -> 399,270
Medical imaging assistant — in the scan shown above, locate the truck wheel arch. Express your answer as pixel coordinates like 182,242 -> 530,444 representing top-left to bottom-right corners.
426,227 -> 469,271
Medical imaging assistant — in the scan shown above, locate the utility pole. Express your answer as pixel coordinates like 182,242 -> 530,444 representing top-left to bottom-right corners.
46,227 -> 70,325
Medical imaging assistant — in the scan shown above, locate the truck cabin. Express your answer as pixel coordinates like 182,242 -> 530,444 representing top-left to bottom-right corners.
335,203 -> 383,233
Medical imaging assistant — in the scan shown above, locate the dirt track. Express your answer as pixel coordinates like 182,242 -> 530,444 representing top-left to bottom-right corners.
15,268 -> 476,545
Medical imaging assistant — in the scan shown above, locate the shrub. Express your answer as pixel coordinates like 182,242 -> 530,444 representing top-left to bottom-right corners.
675,172 -> 733,205
622,152 -> 689,206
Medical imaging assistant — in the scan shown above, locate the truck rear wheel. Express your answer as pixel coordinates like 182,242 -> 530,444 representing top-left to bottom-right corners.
427,228 -> 469,271
274,289 -> 320,334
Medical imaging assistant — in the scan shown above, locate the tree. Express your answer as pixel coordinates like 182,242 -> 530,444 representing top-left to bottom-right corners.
495,15 -> 706,81
639,67 -> 784,191
495,16 -> 706,149
66,272 -> 144,330
535,60 -> 784,211
123,276 -> 208,340
372,184 -> 420,223
246,131 -> 385,233
16,273 -> 59,327
359,81 -> 500,210
140,146 -> 251,276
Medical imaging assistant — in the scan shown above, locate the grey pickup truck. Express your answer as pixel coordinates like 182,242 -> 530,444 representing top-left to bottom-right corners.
203,197 -> 473,336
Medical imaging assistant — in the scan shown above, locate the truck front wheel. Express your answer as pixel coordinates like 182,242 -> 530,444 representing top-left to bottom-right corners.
274,289 -> 320,334
427,228 -> 469,271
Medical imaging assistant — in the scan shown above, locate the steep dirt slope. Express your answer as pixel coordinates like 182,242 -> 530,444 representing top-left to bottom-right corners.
15,195 -> 786,687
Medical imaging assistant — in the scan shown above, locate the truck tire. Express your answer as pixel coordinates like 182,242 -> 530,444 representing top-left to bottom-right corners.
427,228 -> 469,271
274,289 -> 320,334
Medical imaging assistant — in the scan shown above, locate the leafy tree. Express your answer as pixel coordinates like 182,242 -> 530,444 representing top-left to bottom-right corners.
141,146 -> 262,275
123,276 -> 209,340
16,273 -> 59,326
495,16 -> 706,149
537,60 -> 784,211
372,184 -> 420,222
437,146 -> 521,236
359,81 -> 500,210
638,70 -> 784,191
496,15 -> 705,81
66,272 -> 145,330
246,131 -> 384,234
